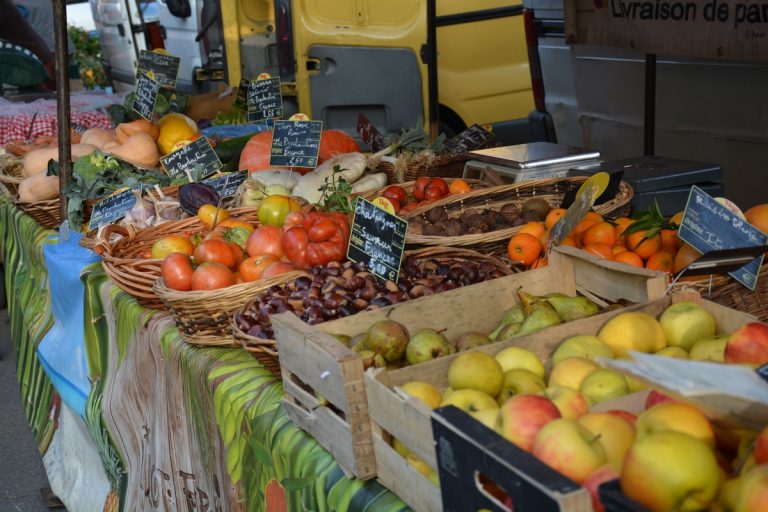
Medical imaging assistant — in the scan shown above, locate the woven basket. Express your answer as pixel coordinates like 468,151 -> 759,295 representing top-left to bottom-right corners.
357,178 -> 492,202
155,270 -> 308,347
233,246 -> 516,376
92,207 -> 260,309
0,155 -> 24,196
404,177 -> 634,255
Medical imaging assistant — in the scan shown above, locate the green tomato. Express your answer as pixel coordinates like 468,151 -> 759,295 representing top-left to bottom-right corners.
258,195 -> 301,226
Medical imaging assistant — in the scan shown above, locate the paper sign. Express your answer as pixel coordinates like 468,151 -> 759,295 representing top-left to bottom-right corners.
136,50 -> 180,89
247,77 -> 283,123
269,119 -> 323,168
133,73 -> 160,121
160,137 -> 222,179
202,170 -> 248,199
347,197 -> 408,282
88,188 -> 137,230
679,186 -> 767,289
357,112 -> 385,152
444,124 -> 497,157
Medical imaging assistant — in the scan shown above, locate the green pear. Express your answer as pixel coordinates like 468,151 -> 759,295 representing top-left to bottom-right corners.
516,301 -> 562,336
365,319 -> 410,362
546,295 -> 600,322
455,332 -> 492,351
489,305 -> 525,340
406,329 -> 454,365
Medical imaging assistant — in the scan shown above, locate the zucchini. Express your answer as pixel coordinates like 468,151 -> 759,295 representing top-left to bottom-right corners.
214,133 -> 254,164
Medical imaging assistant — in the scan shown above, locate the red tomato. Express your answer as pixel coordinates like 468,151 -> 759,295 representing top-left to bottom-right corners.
429,177 -> 449,196
413,177 -> 432,201
246,225 -> 284,258
283,211 -> 305,229
161,253 -> 194,291
216,219 -> 255,234
382,185 -> 407,204
425,184 -> 447,201
261,261 -> 297,279
227,241 -> 245,269
239,254 -> 280,282
388,197 -> 402,214
191,262 -> 237,290
193,239 -> 237,269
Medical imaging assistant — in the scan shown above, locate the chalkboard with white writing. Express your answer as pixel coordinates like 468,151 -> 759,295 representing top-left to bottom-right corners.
88,188 -> 137,230
347,197 -> 408,282
444,124 -> 497,157
133,74 -> 160,121
269,120 -> 323,168
202,170 -> 248,199
136,50 -> 180,89
247,77 -> 283,123
160,137 -> 222,179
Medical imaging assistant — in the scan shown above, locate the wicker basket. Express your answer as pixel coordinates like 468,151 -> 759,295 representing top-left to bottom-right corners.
404,177 -> 634,255
357,177 -> 492,202
155,270 -> 308,347
0,155 -> 24,196
92,207 -> 260,309
232,246 -> 516,376
372,150 -> 496,184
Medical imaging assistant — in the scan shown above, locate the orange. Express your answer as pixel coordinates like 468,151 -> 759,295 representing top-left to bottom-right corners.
645,251 -> 675,273
625,230 -> 662,260
531,256 -> 549,269
745,204 -> 768,234
669,211 -> 685,227
673,243 -> 703,274
613,217 -> 633,244
508,233 -> 543,266
519,221 -> 545,238
583,243 -> 615,260
560,236 -> 578,248
660,228 -> 680,253
613,245 -> 628,255
582,221 -> 618,247
449,178 -> 472,195
615,251 -> 644,268
539,229 -> 551,248
570,218 -> 598,241
545,208 -> 566,229
584,211 -> 603,223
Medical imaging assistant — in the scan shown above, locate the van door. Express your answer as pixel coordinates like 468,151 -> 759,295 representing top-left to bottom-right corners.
288,0 -> 429,136
156,0 -> 203,92
90,0 -> 150,89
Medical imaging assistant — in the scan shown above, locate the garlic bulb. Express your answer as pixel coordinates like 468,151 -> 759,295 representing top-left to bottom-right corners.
123,189 -> 156,229
234,179 -> 267,208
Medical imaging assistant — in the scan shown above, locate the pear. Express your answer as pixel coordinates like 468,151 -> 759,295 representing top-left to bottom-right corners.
455,332 -> 492,351
348,333 -> 367,350
516,300 -> 562,337
329,333 -> 352,346
365,319 -> 410,362
356,349 -> 387,369
406,328 -> 454,365
517,289 -> 544,315
492,322 -> 522,341
489,305 -> 525,340
545,295 -> 600,322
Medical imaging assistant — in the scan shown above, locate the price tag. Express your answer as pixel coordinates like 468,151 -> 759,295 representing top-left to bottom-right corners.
136,50 -> 180,89
269,119 -> 323,168
444,124 -> 497,157
133,73 -> 160,121
679,186 -> 768,290
247,76 -> 283,123
88,188 -> 138,230
347,197 -> 408,283
357,112 -> 385,152
160,137 -> 222,179
234,78 -> 250,110
202,170 -> 248,199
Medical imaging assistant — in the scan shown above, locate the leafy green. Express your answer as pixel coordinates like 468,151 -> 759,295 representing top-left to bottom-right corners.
381,118 -> 446,156
623,200 -> 679,240
318,165 -> 353,213
213,109 -> 248,126
115,89 -> 189,124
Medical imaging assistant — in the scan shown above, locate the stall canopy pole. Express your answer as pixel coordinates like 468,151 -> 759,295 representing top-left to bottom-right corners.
643,53 -> 656,156
52,0 -> 72,222
426,0 -> 439,141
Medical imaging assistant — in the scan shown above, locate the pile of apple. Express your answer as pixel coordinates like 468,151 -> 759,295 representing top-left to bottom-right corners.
397,302 -> 768,511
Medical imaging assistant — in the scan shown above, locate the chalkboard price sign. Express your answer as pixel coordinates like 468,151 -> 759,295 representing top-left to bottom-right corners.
247,77 -> 283,123
133,73 -> 160,121
234,78 -> 249,110
269,119 -> 323,168
347,197 -> 408,282
357,112 -> 385,152
160,137 -> 222,179
88,188 -> 138,230
679,186 -> 768,290
444,124 -> 497,157
136,50 -> 180,89
202,170 -> 248,199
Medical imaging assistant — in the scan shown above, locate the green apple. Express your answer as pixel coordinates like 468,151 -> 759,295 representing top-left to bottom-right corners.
655,346 -> 689,359
496,368 -> 546,404
689,335 -> 729,362
470,408 -> 501,431
441,388 -> 499,413
551,335 -> 614,366
659,301 -> 716,352
579,368 -> 629,404
494,346 -> 546,378
448,352 -> 504,397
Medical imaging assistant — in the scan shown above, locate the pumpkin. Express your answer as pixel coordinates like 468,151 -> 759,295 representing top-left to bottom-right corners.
115,119 -> 159,144
106,133 -> 160,168
81,127 -> 117,150
318,129 -> 360,163
21,143 -> 98,177
18,173 -> 59,202
239,130 -> 292,173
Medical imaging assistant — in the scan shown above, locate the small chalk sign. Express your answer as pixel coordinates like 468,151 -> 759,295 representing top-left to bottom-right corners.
202,170 -> 248,199
133,73 -> 160,121
234,78 -> 249,110
679,186 -> 768,290
136,50 -> 180,89
444,124 -> 497,157
269,119 -> 323,168
247,76 -> 283,123
160,137 -> 222,179
347,197 -> 408,283
88,188 -> 138,230
357,112 -> 385,152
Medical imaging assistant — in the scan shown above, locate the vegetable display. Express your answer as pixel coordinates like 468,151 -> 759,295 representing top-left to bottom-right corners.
281,211 -> 350,270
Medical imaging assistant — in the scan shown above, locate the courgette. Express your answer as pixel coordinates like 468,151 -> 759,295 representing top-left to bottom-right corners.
214,133 -> 254,164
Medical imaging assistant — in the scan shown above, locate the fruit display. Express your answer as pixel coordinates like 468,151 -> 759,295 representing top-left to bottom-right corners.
374,177 -> 473,216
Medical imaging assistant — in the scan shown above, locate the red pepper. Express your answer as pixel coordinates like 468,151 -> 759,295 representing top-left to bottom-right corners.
282,211 -> 350,269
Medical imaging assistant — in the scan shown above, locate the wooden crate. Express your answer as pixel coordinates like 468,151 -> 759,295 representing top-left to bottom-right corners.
271,246 -> 667,482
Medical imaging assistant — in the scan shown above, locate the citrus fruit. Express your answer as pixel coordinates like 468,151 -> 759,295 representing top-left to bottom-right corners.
508,233 -> 543,266
660,229 -> 680,253
626,230 -> 662,260
614,251 -> 644,268
613,217 -> 633,244
583,243 -> 615,260
582,221 -> 617,247
545,208 -> 566,229
449,178 -> 472,194
645,251 -> 675,273
519,221 -> 545,238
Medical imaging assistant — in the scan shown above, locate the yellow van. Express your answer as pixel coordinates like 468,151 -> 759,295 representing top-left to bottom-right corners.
201,0 -> 533,142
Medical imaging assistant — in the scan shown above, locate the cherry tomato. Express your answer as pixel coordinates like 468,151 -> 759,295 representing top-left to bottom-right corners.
198,204 -> 230,229
382,185 -> 408,204
413,177 -> 432,201
193,239 -> 237,269
161,253 -> 194,291
246,225 -> 284,258
239,254 -> 280,282
191,262 -> 237,290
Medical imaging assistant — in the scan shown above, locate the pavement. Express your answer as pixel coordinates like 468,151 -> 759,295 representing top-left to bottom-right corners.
0,308 -> 65,511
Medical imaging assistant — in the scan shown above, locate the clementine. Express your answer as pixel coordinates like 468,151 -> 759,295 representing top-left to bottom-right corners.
584,211 -> 604,223
660,229 -> 680,253
545,208 -> 567,229
531,256 -> 549,269
615,251 -> 644,268
571,218 -> 598,241
613,245 -> 628,255
560,236 -> 579,248
519,221 -> 546,238
449,178 -> 473,195
673,243 -> 703,274
582,221 -> 618,247
645,251 -> 675,273
508,233 -> 543,266
745,204 -> 768,234
669,211 -> 685,227
613,217 -> 633,244
583,243 -> 615,260
626,230 -> 662,260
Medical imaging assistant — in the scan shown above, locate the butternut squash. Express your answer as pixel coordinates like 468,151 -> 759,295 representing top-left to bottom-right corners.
106,133 -> 160,168
116,119 -> 159,143
81,127 -> 117,150
22,143 -> 98,177
18,173 -> 60,202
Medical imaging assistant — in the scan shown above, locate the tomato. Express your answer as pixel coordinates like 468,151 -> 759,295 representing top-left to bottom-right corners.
283,211 -> 305,229
161,253 -> 194,291
399,201 -> 419,214
382,185 -> 407,204
388,197 -> 401,214
429,177 -> 449,196
151,235 -> 194,259
413,177 -> 432,201
216,219 -> 255,234
227,241 -> 245,269
208,226 -> 251,250
425,184 -> 447,201
239,254 -> 280,282
191,262 -> 237,290
193,239 -> 238,269
246,225 -> 284,258
198,204 -> 230,229
258,195 -> 301,226
261,261 -> 297,279
449,178 -> 472,194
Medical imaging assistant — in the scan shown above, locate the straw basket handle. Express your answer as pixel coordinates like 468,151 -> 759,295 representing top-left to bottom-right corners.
92,224 -> 137,257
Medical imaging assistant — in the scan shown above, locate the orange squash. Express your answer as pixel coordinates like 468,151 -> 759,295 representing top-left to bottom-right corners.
115,119 -> 159,143
318,129 -> 360,163
239,130 -> 291,173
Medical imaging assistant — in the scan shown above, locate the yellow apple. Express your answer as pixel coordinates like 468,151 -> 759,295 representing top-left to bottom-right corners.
659,301 -> 716,352
400,381 -> 443,409
427,468 -> 440,487
718,477 -> 741,512
532,418 -> 607,484
579,368 -> 629,404
441,388 -> 499,414
406,453 -> 431,477
626,374 -> 648,393
499,394 -> 561,452
470,408 -> 501,431
578,412 -> 635,471
442,387 -> 454,401
392,437 -> 410,457
551,335 -> 614,366
689,335 -> 729,362
655,346 -> 689,359
547,386 -> 589,420
636,402 -> 716,449
736,464 -> 768,512
598,312 -> 666,357
621,431 -> 720,512
448,352 -> 504,397
494,346 -> 546,378
497,368 -> 546,404
548,356 -> 599,390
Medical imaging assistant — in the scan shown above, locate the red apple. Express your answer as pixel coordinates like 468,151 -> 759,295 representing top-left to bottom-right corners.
532,418 -> 607,484
737,464 -> 768,511
755,425 -> 768,465
604,409 -> 638,426
499,394 -> 561,452
644,389 -> 675,410
583,465 -> 620,512
724,322 -> 768,366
